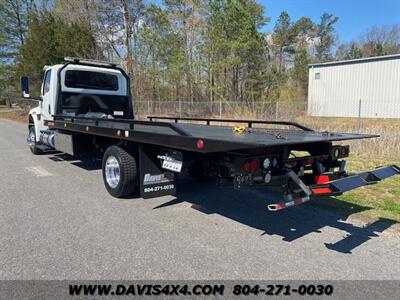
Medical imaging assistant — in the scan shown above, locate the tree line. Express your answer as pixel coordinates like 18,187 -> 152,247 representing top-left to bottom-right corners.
0,0 -> 399,107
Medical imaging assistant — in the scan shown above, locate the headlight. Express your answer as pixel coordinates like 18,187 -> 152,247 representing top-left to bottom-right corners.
263,158 -> 271,169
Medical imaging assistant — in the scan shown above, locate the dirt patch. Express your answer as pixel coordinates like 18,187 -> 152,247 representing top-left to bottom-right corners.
0,110 -> 27,124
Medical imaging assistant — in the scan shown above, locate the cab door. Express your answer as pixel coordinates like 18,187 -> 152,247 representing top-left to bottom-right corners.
33,69 -> 53,140
41,69 -> 53,121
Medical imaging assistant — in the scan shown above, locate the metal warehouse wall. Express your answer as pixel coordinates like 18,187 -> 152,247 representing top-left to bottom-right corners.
307,57 -> 400,118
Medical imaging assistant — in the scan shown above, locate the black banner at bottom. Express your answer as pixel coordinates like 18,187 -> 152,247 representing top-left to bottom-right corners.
0,280 -> 398,300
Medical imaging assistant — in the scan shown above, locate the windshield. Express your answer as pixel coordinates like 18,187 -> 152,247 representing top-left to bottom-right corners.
64,70 -> 119,91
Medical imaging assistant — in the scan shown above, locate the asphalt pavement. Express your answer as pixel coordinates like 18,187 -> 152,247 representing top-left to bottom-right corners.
0,118 -> 399,280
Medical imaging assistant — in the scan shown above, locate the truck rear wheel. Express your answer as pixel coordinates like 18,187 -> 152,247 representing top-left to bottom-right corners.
102,145 -> 138,198
27,126 -> 42,155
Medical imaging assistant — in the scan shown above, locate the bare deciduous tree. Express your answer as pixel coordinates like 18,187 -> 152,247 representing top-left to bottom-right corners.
359,24 -> 400,56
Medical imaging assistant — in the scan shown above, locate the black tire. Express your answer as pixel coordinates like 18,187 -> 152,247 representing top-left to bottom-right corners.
102,145 -> 138,198
27,126 -> 42,155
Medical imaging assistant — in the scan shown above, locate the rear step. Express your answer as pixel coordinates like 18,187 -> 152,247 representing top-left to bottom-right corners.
310,165 -> 400,196
36,144 -> 56,152
267,165 -> 399,211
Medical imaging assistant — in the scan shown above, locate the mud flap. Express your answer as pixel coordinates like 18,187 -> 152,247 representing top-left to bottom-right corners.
139,145 -> 176,199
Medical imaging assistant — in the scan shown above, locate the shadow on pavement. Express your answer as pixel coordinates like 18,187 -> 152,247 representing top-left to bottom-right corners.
323,218 -> 395,254
45,153 -> 395,254
154,176 -> 395,254
48,153 -> 102,171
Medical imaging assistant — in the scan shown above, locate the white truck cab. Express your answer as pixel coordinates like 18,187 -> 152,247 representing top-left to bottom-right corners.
23,57 -> 132,154
28,64 -> 62,142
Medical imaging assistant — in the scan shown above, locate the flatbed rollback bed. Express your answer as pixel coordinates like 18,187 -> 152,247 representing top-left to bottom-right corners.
23,57 -> 400,211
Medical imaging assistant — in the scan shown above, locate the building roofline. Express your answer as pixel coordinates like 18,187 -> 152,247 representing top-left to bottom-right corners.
308,54 -> 400,68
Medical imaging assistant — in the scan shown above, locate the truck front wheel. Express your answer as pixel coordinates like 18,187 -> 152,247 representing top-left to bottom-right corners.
102,145 -> 138,198
27,126 -> 42,155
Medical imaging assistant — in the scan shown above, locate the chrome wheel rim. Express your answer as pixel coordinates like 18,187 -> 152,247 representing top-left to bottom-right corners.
27,130 -> 35,148
105,156 -> 120,189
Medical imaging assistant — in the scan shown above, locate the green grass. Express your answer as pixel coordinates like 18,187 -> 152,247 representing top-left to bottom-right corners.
316,155 -> 400,222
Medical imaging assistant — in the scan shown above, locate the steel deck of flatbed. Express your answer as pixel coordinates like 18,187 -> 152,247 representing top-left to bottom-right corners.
48,115 -> 378,153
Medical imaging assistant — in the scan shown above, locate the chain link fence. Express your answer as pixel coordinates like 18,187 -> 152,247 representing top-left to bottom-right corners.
134,100 -> 308,121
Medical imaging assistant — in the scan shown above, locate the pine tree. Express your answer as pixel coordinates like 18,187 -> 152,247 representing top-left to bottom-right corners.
0,0 -> 36,61
205,0 -> 268,103
315,13 -> 338,62
16,11 -> 98,95
346,43 -> 362,59
272,11 -> 298,71
292,47 -> 309,98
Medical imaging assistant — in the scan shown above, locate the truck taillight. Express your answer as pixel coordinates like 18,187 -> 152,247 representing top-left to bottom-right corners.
315,175 -> 330,184
311,187 -> 332,195
243,159 -> 258,172
196,139 -> 204,149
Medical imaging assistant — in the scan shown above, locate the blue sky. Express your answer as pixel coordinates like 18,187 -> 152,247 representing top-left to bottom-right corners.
260,0 -> 400,42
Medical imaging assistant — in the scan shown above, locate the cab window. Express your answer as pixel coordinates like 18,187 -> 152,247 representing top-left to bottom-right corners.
43,70 -> 52,94
65,70 -> 119,91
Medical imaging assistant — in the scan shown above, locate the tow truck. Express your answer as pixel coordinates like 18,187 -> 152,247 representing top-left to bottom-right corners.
22,57 -> 400,211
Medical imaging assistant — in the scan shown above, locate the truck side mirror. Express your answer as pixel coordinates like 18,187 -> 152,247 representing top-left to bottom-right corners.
20,76 -> 30,98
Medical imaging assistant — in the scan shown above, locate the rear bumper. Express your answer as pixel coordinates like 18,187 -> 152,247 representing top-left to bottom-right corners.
309,165 -> 400,196
267,165 -> 399,211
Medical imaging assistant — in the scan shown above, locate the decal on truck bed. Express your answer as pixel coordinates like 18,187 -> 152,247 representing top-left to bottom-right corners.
143,173 -> 173,185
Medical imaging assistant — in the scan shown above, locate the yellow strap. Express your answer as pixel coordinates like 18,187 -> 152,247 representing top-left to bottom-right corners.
232,126 -> 246,133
